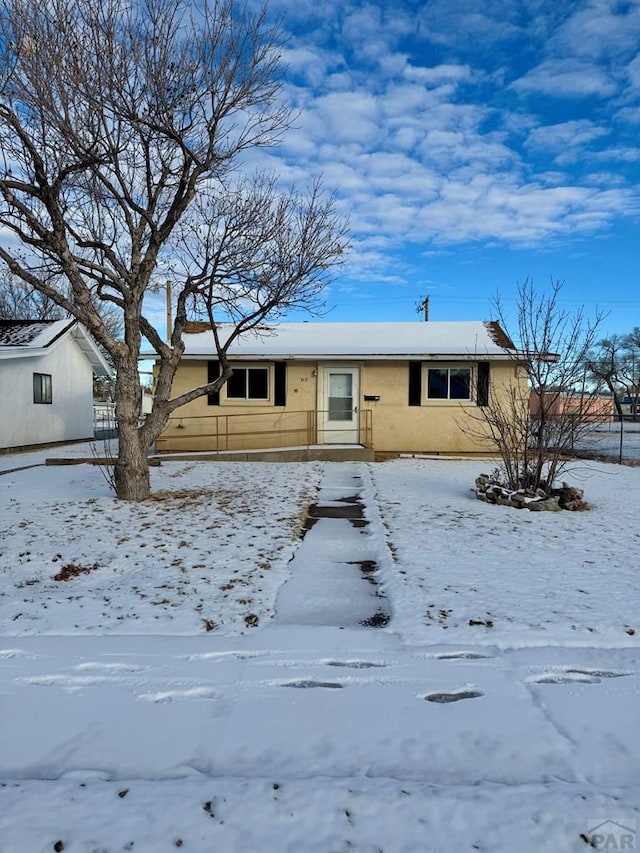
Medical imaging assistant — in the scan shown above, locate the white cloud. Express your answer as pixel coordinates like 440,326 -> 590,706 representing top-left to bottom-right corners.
341,2 -> 414,48
415,0 -> 524,48
311,91 -> 380,145
526,120 -> 610,152
551,0 -> 640,60
512,59 -> 618,97
280,46 -> 335,89
590,145 -> 640,162
246,0 -> 640,285
616,105 -> 640,124
627,54 -> 640,87
414,179 -> 633,245
403,64 -> 473,86
509,2 -> 640,106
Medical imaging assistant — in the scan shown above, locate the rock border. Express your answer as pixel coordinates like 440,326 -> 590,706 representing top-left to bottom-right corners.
475,474 -> 589,512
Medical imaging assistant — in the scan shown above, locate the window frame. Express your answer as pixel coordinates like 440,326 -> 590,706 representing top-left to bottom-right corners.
223,365 -> 271,403
33,372 -> 53,405
425,365 -> 473,402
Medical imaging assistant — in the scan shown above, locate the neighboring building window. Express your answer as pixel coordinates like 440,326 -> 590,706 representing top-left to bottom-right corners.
226,367 -> 269,400
33,372 -> 53,404
427,367 -> 471,400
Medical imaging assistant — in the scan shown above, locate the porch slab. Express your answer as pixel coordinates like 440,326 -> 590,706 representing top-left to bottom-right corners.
152,446 -> 375,463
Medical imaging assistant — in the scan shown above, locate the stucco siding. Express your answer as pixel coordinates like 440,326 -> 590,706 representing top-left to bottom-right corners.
157,360 -> 319,452
157,358 -> 522,455
360,361 -> 513,454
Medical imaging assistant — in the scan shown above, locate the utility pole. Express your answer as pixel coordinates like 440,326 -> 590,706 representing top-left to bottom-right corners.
166,280 -> 172,342
416,295 -> 430,322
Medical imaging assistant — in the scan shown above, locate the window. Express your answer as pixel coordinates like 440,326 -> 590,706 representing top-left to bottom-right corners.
327,372 -> 353,421
226,367 -> 269,400
427,367 -> 471,400
33,373 -> 52,404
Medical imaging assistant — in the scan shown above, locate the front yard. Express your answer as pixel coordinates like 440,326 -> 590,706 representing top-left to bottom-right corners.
1,452 -> 639,852
1,452 -> 638,648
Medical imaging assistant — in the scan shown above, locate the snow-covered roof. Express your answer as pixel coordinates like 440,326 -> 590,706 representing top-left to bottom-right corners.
0,319 -> 112,375
175,321 -> 516,361
0,318 -> 73,348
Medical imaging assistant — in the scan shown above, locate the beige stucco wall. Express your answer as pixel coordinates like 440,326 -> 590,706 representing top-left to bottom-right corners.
360,360 -> 523,454
156,360 -> 319,452
156,358 -> 525,455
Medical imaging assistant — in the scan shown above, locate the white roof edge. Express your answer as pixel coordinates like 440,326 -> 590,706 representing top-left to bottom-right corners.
0,347 -> 48,360
71,324 -> 113,377
166,352 -> 516,362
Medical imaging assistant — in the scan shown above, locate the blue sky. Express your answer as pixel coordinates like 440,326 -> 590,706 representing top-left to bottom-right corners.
246,0 -> 640,336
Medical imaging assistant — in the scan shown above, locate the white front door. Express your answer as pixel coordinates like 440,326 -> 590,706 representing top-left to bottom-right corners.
321,366 -> 360,444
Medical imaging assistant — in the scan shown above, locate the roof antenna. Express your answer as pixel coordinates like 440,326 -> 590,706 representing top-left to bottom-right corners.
415,295 -> 430,322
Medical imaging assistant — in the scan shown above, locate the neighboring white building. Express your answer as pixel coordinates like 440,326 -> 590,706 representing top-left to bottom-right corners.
0,319 -> 112,452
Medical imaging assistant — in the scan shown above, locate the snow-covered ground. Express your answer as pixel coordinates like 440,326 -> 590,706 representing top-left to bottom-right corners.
574,421 -> 640,461
0,445 -> 639,852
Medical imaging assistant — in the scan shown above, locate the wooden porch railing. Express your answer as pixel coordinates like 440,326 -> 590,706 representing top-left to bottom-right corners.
155,408 -> 373,452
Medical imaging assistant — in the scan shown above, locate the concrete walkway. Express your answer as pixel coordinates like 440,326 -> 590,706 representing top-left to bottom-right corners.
273,463 -> 391,628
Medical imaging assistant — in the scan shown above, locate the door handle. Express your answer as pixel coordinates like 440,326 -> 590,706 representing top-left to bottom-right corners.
353,406 -> 359,413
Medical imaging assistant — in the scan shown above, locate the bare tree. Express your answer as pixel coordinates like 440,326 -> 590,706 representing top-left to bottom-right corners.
0,270 -> 124,342
0,270 -> 62,320
620,328 -> 640,420
585,335 -> 629,421
468,279 -> 604,494
586,330 -> 640,463
0,0 -> 346,500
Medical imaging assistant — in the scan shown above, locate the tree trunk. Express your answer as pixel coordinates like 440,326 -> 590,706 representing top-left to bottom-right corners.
113,354 -> 151,501
115,422 -> 150,501
612,392 -> 623,420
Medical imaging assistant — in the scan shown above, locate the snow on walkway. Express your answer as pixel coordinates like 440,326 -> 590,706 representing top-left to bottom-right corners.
274,463 -> 390,627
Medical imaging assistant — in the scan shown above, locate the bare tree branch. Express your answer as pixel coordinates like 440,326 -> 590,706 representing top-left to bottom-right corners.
465,279 -> 606,494
0,0 -> 346,499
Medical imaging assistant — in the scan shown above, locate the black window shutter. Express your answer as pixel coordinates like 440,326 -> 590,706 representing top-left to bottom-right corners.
408,362 -> 422,406
477,362 -> 490,406
274,362 -> 287,406
207,360 -> 220,406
